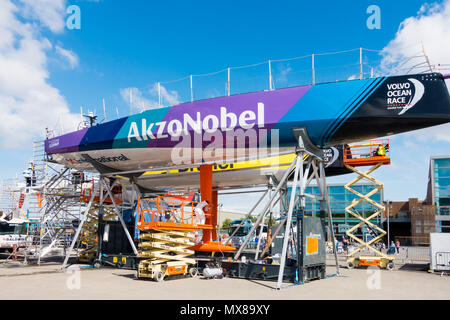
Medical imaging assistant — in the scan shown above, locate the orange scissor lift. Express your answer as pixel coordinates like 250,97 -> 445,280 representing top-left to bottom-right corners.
135,165 -> 235,281
343,139 -> 395,270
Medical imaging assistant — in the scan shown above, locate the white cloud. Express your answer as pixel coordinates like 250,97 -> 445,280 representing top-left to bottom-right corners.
55,45 -> 79,69
0,0 -> 79,149
402,123 -> 450,143
149,83 -> 181,106
18,0 -> 67,33
366,0 -> 450,201
380,0 -> 450,77
380,0 -> 450,144
120,87 -> 155,112
275,64 -> 292,84
120,83 -> 181,113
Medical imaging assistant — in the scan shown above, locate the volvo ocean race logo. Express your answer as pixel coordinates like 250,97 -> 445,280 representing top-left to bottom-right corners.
324,146 -> 339,168
386,78 -> 425,115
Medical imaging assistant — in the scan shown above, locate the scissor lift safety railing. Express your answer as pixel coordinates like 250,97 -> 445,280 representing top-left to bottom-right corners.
80,181 -> 123,205
343,139 -> 395,270
136,196 -> 213,232
135,196 -> 210,281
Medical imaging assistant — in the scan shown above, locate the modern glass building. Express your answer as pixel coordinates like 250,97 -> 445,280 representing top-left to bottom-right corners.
428,156 -> 450,232
289,183 -> 384,237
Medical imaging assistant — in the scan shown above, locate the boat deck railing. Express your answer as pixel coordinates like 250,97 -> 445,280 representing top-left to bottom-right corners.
65,46 -> 435,135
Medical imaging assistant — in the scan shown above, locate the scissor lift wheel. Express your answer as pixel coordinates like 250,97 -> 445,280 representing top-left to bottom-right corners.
386,261 -> 395,270
155,271 -> 165,282
189,267 -> 198,277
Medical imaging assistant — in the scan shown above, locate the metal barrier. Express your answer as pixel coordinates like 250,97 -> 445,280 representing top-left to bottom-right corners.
326,244 -> 431,264
396,246 -> 430,263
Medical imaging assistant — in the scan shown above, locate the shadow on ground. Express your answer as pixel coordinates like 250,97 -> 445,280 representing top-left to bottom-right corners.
398,263 -> 429,272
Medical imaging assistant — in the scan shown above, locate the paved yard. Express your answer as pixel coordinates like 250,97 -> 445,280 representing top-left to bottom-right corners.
0,259 -> 448,300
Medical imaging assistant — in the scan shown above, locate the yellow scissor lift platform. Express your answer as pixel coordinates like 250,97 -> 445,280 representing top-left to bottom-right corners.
138,229 -> 197,281
343,140 -> 395,270
136,196 -> 214,281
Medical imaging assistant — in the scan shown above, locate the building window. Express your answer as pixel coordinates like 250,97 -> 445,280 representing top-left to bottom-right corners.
435,178 -> 450,187
438,207 -> 450,215
435,187 -> 450,197
435,158 -> 450,168
434,167 -> 450,178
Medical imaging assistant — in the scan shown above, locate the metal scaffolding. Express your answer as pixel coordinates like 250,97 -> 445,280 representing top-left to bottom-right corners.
232,129 -> 340,289
16,141 -> 90,263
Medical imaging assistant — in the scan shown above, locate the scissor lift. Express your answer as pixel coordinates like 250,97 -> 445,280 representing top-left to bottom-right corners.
135,196 -> 214,281
343,139 -> 395,270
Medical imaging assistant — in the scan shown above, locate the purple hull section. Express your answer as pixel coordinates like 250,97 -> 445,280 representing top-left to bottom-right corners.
45,73 -> 450,172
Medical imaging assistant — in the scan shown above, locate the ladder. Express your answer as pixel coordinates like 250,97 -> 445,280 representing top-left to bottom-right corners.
78,204 -> 116,263
343,139 -> 395,270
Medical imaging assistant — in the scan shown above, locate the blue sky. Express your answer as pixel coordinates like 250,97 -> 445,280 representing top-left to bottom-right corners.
48,0 -> 433,111
1,0 -> 450,209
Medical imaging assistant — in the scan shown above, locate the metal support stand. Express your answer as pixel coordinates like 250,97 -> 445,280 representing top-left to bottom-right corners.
101,178 -> 138,255
231,129 -> 339,289
233,159 -> 297,260
296,209 -> 303,283
95,181 -> 105,262
255,180 -> 274,260
61,184 -> 98,269
224,189 -> 269,244
275,131 -> 339,289
61,176 -> 138,269
320,162 -> 340,276
276,155 -> 301,289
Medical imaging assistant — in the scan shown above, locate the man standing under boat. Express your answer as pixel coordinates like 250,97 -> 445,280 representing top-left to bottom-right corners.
194,200 -> 209,242
194,200 -> 209,225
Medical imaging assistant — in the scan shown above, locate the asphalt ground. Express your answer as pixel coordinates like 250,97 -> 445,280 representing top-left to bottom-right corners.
0,257 -> 448,300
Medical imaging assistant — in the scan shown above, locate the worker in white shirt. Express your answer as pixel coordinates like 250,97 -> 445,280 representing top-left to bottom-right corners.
194,200 -> 209,225
194,200 -> 209,243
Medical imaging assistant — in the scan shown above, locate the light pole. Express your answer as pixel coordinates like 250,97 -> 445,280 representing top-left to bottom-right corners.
385,200 -> 391,245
